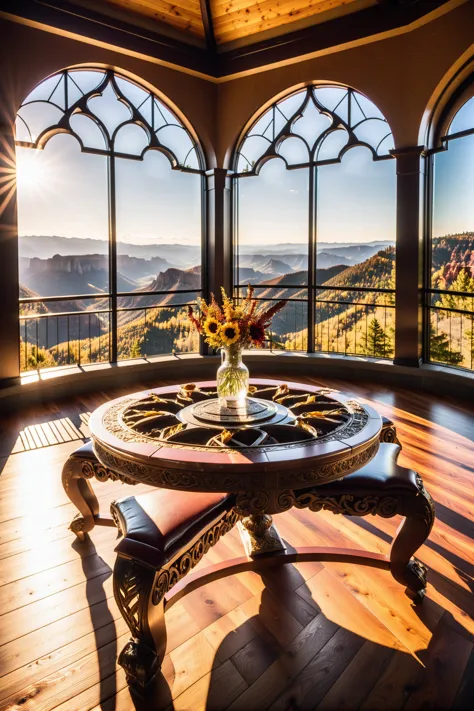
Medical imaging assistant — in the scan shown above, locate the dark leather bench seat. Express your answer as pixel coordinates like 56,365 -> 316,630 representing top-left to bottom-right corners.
111,489 -> 233,569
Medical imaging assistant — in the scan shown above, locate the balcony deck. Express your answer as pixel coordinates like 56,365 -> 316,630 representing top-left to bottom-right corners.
0,375 -> 472,710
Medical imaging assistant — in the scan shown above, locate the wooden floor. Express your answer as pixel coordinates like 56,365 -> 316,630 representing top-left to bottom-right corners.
0,374 -> 473,711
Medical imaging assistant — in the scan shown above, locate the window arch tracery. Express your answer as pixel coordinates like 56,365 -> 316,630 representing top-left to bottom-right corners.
233,85 -> 396,358
16,69 -> 202,169
16,68 -> 204,372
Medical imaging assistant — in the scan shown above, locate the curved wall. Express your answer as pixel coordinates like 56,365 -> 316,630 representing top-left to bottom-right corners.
1,1 -> 474,389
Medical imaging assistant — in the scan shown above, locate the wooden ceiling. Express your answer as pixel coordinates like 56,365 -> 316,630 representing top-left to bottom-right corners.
99,0 -> 370,47
2,0 -> 454,78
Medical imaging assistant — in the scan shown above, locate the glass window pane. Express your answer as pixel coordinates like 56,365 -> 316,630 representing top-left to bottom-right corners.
317,147 -> 396,285
448,96 -> 474,135
115,151 -> 201,358
237,135 -> 271,173
277,91 -> 306,120
16,103 -> 64,143
155,125 -> 195,166
432,134 -> 474,247
236,158 -> 309,287
115,76 -> 149,110
292,100 -> 331,150
316,147 -> 396,355
431,132 -> 474,370
88,82 -> 131,137
68,70 -> 106,95
17,135 -> 109,371
69,114 -> 107,150
278,136 -> 309,165
23,75 -> 64,104
316,129 -> 348,161
115,123 -> 149,155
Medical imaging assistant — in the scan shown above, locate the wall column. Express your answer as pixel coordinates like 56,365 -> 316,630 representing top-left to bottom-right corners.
205,168 -> 232,301
392,146 -> 425,367
0,119 -> 20,385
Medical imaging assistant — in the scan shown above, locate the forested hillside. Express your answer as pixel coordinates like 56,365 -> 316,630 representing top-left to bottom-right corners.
19,235 -> 474,371
429,233 -> 474,369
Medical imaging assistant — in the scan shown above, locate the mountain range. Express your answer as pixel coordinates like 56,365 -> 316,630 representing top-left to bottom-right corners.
19,233 -> 474,370
19,235 -> 201,269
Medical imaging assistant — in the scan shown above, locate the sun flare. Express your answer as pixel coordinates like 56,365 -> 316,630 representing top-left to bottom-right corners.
16,147 -> 48,191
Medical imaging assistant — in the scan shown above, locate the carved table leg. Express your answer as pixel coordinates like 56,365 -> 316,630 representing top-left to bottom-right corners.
239,513 -> 286,556
390,475 -> 435,602
61,456 -> 100,540
114,556 -> 166,691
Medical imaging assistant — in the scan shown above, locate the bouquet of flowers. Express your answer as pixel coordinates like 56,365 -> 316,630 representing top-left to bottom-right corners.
187,286 -> 286,351
188,286 -> 287,404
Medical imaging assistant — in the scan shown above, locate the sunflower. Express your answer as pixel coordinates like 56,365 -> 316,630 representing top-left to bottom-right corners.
220,322 -> 240,346
203,317 -> 220,338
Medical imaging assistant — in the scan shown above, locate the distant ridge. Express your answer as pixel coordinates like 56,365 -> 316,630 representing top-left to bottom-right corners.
19,235 -> 200,268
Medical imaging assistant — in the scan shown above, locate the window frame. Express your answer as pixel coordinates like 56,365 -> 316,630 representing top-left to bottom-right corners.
231,84 -> 396,358
16,67 -> 207,370
424,77 -> 474,371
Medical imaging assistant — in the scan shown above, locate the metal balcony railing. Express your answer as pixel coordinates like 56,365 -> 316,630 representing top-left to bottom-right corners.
427,289 -> 474,371
19,291 -> 200,372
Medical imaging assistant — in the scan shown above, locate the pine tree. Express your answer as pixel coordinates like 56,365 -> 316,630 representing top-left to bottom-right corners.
436,268 -> 474,309
367,317 -> 389,357
465,328 -> 474,369
130,339 -> 142,358
429,327 -> 463,365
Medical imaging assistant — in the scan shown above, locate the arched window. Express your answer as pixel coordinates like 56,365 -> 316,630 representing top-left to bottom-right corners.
233,85 -> 396,358
428,92 -> 474,370
16,68 -> 204,372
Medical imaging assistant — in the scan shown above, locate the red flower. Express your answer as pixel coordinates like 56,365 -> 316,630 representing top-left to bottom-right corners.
187,305 -> 202,333
249,323 -> 265,345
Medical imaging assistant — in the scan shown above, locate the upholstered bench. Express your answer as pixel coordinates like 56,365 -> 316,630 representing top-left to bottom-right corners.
292,442 -> 434,601
62,415 -> 433,693
110,488 -> 239,689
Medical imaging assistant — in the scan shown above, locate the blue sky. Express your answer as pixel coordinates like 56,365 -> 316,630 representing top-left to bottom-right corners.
16,111 -> 473,248
432,133 -> 474,238
238,147 -> 397,246
16,134 -> 201,245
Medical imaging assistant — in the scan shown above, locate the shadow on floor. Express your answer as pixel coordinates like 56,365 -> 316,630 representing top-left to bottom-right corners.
126,556 -> 474,711
75,537 -> 117,711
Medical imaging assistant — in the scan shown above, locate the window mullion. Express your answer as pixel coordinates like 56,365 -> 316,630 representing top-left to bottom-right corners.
108,152 -> 118,364
307,164 -> 316,353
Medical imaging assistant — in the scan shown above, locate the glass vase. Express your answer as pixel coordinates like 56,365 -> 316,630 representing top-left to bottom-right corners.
217,345 -> 249,408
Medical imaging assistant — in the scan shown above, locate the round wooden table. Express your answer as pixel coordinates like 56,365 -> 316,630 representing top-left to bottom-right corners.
86,379 -> 382,554
62,379 -> 434,688
62,378 -> 433,608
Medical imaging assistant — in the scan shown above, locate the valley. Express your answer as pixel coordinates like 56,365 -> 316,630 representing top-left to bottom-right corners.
18,233 -> 473,371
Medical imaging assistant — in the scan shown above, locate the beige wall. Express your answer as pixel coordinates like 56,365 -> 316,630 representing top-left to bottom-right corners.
217,1 -> 474,166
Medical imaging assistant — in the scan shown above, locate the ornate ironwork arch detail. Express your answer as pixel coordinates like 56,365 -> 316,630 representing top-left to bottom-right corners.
422,56 -> 474,150
15,68 -> 205,172
233,85 -> 395,176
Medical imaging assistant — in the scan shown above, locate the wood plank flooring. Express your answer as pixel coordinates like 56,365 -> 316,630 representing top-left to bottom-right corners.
0,374 -> 472,710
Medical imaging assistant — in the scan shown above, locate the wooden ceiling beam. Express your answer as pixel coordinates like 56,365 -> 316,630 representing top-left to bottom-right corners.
218,0 -> 452,75
0,0 -> 214,74
200,0 -> 216,50
213,0 -> 357,44
0,0 -> 452,79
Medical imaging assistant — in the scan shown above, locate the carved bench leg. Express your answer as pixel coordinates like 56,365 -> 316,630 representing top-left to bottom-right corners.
390,476 -> 435,602
62,457 -> 100,540
380,419 -> 402,447
114,556 -> 167,690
